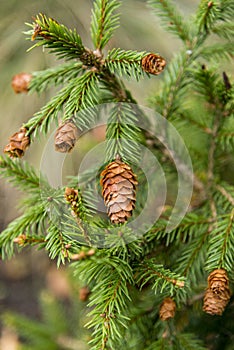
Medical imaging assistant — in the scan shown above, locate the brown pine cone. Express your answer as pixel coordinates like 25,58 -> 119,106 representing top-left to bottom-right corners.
159,297 -> 176,321
203,288 -> 230,316
203,269 -> 231,316
54,120 -> 79,153
141,53 -> 166,75
208,269 -> 229,295
4,127 -> 30,158
11,73 -> 32,93
100,157 -> 138,224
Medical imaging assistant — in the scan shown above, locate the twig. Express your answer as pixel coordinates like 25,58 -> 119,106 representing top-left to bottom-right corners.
215,184 -> 234,206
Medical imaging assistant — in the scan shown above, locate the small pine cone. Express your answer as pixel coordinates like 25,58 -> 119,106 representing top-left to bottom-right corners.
54,120 -> 79,153
203,269 -> 231,316
203,288 -> 230,316
79,286 -> 90,302
100,157 -> 138,224
141,53 -> 166,75
208,269 -> 229,295
159,297 -> 176,321
11,73 -> 32,93
4,127 -> 30,158
65,187 -> 79,216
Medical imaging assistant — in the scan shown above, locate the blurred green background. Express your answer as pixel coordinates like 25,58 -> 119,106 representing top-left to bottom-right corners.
1,0 -> 225,348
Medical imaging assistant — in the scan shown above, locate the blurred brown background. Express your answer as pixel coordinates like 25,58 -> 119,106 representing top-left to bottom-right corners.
0,0 -> 204,348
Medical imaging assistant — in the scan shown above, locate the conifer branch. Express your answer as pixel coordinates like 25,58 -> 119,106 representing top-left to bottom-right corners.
212,22 -> 234,40
0,156 -> 48,192
218,130 -> 234,152
29,62 -> 84,93
45,223 -> 77,265
149,52 -> 192,119
147,0 -> 192,45
136,259 -> 185,293
63,71 -> 99,125
177,228 -> 209,283
26,13 -> 86,61
206,209 -> 234,272
73,254 -> 133,349
195,0 -> 221,38
1,0 -> 234,347
0,204 -> 47,259
215,184 -> 234,207
106,48 -> 148,80
25,71 -> 99,138
91,0 -> 121,51
24,80 -> 79,137
148,214 -> 211,247
105,103 -> 142,163
200,42 -> 234,61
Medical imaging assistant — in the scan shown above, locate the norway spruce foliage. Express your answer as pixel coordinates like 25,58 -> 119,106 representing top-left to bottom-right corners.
1,1 -> 234,349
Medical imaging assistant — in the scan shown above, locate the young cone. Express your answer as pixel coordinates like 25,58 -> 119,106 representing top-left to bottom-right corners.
100,156 -> 137,224
64,187 -> 80,217
208,269 -> 229,294
4,127 -> 30,158
54,120 -> 79,153
11,73 -> 32,93
203,269 -> 231,315
159,297 -> 176,321
141,53 -> 166,75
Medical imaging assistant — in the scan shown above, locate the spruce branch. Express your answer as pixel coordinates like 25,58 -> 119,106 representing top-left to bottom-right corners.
63,71 -> 99,126
176,227 -> 209,285
136,259 -> 185,294
212,22 -> 234,40
29,62 -> 84,93
174,333 -> 207,350
91,0 -> 121,51
73,254 -> 133,349
45,223 -> 79,266
24,80 -> 79,137
200,42 -> 234,61
26,13 -> 86,61
106,48 -> 148,80
147,0 -> 192,45
148,213 -> 211,247
0,204 -> 47,259
206,210 -> 234,272
149,51 -> 192,119
195,0 -> 222,38
25,71 -> 99,138
215,184 -> 234,207
0,156 -> 49,192
105,103 -> 142,163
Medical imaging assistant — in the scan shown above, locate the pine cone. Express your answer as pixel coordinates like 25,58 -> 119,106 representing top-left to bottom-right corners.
4,127 -> 30,158
54,120 -> 79,153
11,73 -> 32,93
65,187 -> 79,217
100,157 -> 138,224
208,269 -> 229,295
203,288 -> 230,316
159,297 -> 176,321
203,269 -> 231,316
141,53 -> 166,75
